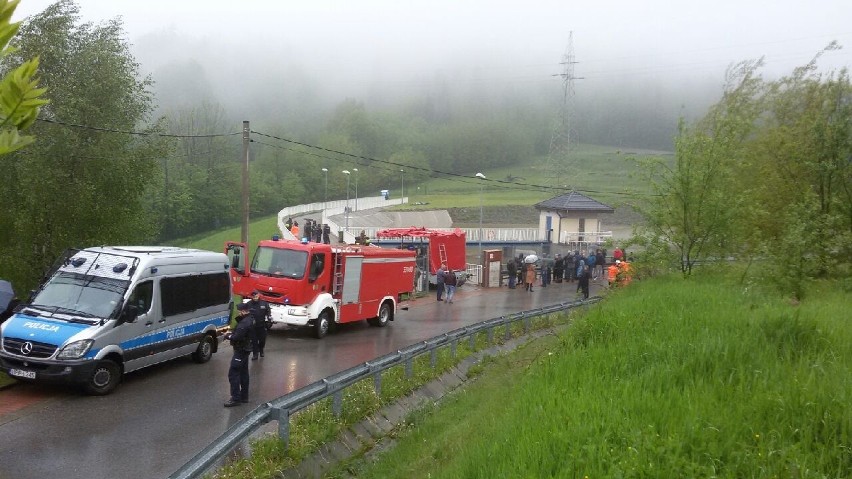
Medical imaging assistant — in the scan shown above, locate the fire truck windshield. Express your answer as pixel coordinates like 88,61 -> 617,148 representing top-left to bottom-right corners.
252,246 -> 308,279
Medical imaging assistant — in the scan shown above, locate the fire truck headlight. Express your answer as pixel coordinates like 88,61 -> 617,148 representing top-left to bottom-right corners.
57,339 -> 94,359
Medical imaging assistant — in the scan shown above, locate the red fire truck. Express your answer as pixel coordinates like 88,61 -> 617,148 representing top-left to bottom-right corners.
225,238 -> 416,338
376,227 -> 468,287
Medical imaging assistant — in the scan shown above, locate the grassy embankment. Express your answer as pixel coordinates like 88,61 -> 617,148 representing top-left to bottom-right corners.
399,144 -> 656,215
336,271 -> 850,478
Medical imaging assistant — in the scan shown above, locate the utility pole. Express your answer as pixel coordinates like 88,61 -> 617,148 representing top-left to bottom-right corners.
241,120 -> 250,244
545,32 -> 582,190
353,168 -> 358,211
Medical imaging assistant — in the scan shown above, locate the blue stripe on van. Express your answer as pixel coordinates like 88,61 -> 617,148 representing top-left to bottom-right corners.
90,314 -> 230,358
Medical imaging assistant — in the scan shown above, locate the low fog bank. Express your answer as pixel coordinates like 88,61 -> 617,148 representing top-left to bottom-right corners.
132,26 -> 843,152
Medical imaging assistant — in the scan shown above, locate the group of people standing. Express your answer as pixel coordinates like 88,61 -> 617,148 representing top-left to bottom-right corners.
224,290 -> 272,408
435,263 -> 459,303
505,247 -> 632,300
506,258 -> 545,293
286,217 -> 331,244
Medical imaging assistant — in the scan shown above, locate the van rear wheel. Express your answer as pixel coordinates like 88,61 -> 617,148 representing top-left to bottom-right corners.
192,335 -> 214,363
83,360 -> 120,396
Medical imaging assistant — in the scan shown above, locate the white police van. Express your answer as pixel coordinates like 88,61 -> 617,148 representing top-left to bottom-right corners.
0,246 -> 232,395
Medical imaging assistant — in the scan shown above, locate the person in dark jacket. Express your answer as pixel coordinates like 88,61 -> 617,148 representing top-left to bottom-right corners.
506,258 -> 517,289
553,254 -> 564,283
444,268 -> 458,303
577,264 -> 591,299
224,303 -> 254,407
516,254 -> 525,286
248,291 -> 271,360
435,263 -> 446,301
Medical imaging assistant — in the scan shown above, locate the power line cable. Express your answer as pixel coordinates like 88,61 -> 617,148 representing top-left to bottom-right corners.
251,130 -> 652,198
36,117 -> 242,138
29,119 -> 651,198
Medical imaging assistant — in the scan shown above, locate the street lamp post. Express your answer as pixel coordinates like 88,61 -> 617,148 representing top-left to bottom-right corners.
400,169 -> 405,204
342,170 -> 351,233
475,172 -> 486,254
322,167 -> 328,211
353,168 -> 359,211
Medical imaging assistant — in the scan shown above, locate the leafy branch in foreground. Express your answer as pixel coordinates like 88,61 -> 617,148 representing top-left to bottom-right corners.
0,0 -> 48,155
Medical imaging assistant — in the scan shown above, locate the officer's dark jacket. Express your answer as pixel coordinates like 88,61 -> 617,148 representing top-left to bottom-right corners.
230,315 -> 255,352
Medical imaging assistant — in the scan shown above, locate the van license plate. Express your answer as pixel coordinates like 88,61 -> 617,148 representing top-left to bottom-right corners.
9,369 -> 36,379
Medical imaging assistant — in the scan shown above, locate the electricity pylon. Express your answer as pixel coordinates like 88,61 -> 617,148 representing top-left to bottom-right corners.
545,32 -> 581,192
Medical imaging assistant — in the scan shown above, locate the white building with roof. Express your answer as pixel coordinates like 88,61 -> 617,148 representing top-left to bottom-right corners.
534,191 -> 615,246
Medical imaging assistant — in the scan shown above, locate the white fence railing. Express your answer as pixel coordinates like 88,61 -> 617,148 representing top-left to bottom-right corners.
278,196 -> 406,244
277,198 -> 611,247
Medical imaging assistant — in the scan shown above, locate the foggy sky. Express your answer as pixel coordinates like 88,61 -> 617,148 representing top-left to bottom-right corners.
12,0 -> 852,127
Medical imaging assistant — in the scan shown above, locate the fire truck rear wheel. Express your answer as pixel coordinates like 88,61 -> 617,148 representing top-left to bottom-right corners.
369,302 -> 392,327
315,310 -> 331,339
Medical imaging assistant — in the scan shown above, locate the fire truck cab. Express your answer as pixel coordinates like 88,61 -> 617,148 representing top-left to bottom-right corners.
226,237 -> 415,338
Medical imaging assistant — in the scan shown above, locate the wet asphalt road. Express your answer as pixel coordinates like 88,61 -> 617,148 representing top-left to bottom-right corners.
0,280 -> 601,479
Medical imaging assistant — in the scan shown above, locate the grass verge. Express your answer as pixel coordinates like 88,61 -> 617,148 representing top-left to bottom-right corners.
344,273 -> 851,478
209,310 -> 575,478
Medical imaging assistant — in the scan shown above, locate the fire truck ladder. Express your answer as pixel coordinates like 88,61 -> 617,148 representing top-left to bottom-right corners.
332,253 -> 344,296
438,243 -> 448,266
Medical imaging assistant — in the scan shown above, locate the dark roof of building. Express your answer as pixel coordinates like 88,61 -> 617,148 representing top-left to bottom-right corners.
534,191 -> 615,213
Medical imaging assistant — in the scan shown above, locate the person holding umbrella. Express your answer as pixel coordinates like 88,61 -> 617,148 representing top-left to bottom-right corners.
524,263 -> 537,292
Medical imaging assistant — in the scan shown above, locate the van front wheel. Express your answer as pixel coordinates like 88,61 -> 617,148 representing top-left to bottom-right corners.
83,360 -> 121,396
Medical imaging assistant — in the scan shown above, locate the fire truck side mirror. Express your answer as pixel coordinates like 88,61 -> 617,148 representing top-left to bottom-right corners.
226,244 -> 246,274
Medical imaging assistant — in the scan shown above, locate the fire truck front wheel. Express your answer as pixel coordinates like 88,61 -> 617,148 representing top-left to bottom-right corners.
368,302 -> 393,328
314,310 -> 332,339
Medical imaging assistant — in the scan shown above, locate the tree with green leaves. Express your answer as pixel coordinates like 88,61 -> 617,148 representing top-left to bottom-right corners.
0,0 -> 164,291
0,0 -> 48,154
638,45 -> 851,296
743,45 -> 852,294
638,60 -> 765,275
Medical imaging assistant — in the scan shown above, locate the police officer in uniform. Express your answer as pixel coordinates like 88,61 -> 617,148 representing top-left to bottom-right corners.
248,290 -> 271,360
224,303 -> 254,407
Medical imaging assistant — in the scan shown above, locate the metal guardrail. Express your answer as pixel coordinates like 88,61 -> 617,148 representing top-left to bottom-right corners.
169,297 -> 601,479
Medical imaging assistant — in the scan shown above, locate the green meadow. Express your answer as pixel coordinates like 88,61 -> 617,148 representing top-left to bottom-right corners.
402,145 -> 657,210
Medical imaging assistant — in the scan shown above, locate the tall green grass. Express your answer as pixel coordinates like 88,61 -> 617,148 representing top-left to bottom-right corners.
351,274 -> 851,478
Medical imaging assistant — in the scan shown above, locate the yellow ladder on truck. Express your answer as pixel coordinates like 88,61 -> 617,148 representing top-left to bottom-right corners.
332,252 -> 344,296
438,243 -> 448,266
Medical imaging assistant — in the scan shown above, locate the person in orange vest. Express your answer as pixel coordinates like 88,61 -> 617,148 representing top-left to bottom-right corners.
290,221 -> 300,239
607,261 -> 620,288
617,259 -> 632,286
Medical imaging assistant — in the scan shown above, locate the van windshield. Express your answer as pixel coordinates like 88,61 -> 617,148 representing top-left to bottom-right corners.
252,247 -> 308,279
29,272 -> 130,319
